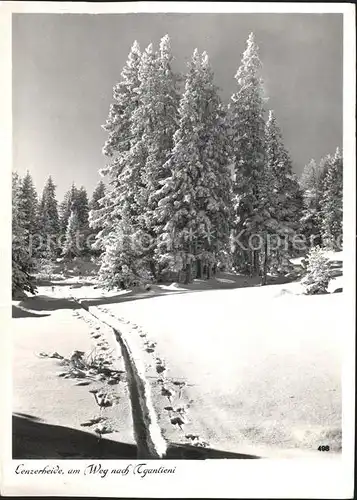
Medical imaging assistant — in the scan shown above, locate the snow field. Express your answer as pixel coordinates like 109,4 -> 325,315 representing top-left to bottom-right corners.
93,282 -> 342,456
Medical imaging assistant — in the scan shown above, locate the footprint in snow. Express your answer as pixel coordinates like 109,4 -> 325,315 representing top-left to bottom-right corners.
80,416 -> 107,427
174,406 -> 188,415
48,352 -> 64,359
193,440 -> 209,448
94,423 -> 116,435
170,415 -> 186,429
161,386 -> 174,402
107,378 -> 120,385
172,380 -> 186,397
185,434 -> 200,441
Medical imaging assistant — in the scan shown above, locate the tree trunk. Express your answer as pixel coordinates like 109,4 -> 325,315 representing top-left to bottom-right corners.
149,260 -> 157,281
249,250 -> 254,278
250,249 -> 261,277
184,262 -> 192,284
196,259 -> 202,279
255,250 -> 260,276
261,236 -> 268,286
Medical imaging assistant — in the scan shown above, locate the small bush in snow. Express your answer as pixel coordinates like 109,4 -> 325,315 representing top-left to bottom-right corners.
36,258 -> 56,280
301,246 -> 332,295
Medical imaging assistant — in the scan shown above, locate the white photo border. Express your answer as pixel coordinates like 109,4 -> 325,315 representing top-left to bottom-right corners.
0,2 -> 355,498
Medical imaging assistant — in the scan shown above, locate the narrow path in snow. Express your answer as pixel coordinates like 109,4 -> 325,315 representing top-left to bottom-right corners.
68,294 -> 167,459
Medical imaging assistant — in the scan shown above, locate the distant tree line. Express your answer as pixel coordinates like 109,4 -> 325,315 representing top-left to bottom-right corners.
12,32 -> 343,296
12,173 -> 105,297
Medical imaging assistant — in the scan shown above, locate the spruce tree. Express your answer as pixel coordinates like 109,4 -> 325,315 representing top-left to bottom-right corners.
263,110 -> 303,279
98,214 -> 152,289
90,41 -> 142,250
60,183 -> 79,233
76,186 -> 89,229
154,49 -> 232,283
93,41 -> 151,287
18,171 -> 39,258
95,39 -> 180,287
130,36 -> 180,279
88,181 -> 106,256
62,210 -> 81,259
300,155 -> 331,246
194,53 -> 233,278
139,35 -> 180,230
229,32 -> 267,276
89,180 -> 106,213
99,48 -> 156,287
12,172 -> 37,297
18,171 -> 39,238
38,176 -> 59,257
320,148 -> 343,250
301,245 -> 332,295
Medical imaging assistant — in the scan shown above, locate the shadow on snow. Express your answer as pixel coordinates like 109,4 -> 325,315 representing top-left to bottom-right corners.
77,272 -> 298,307
14,272 -> 301,313
12,305 -> 51,319
15,295 -> 81,315
12,414 -> 260,460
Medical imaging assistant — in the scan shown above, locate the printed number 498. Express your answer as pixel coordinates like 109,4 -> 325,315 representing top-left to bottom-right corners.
318,445 -> 330,451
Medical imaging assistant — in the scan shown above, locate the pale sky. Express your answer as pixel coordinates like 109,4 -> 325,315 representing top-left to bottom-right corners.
12,13 -> 343,201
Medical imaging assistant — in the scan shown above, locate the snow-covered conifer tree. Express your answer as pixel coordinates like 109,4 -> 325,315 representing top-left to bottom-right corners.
300,155 -> 331,246
154,49 -> 232,283
129,36 -> 180,279
89,180 -> 106,213
97,44 -> 158,286
92,41 -> 158,287
12,172 -> 37,297
194,53 -> 233,277
18,171 -> 39,238
90,41 -> 142,250
301,245 -> 332,295
320,147 -> 343,250
62,210 -> 81,259
76,186 -> 89,229
229,32 -> 267,276
88,181 -> 106,255
38,176 -> 60,257
263,110 -> 304,279
139,35 -> 180,227
60,183 -> 79,233
17,171 -> 40,259
95,38 -> 180,287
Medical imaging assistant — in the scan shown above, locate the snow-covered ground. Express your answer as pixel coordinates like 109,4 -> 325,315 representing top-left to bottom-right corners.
66,255 -> 342,457
12,290 -> 134,458
13,252 -> 343,458
85,283 -> 341,457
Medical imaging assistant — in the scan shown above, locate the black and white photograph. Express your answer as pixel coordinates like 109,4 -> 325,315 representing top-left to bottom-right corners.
0,2 -> 355,498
